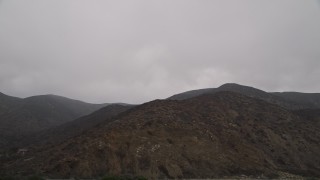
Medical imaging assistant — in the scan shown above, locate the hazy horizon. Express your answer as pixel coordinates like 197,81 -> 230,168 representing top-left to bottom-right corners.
1,0 -> 320,104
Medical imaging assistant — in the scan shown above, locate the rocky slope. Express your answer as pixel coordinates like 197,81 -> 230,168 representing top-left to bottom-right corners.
2,92 -> 319,179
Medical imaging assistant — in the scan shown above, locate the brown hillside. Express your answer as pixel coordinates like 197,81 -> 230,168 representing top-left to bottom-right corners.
2,92 -> 320,179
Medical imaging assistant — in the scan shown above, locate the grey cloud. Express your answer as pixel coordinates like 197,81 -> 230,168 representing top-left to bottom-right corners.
0,0 -> 320,103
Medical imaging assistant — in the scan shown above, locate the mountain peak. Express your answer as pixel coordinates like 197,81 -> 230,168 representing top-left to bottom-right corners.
218,82 -> 241,87
218,83 -> 259,90
217,83 -> 267,93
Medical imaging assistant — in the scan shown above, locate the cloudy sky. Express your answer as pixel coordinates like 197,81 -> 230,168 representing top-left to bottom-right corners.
0,0 -> 319,104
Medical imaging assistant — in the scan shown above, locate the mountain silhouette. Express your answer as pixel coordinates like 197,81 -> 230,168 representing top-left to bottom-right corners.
168,83 -> 317,109
2,91 -> 319,179
0,92 -> 108,148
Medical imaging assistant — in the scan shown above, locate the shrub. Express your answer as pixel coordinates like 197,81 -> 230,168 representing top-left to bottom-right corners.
101,175 -> 147,180
27,175 -> 45,180
0,176 -> 16,180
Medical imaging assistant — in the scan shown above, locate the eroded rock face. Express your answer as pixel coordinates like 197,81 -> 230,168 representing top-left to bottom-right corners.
2,92 -> 320,179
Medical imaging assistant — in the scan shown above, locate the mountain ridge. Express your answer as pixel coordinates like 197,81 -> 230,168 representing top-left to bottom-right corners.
21,104 -> 135,147
1,84 -> 320,178
168,83 -> 319,109
0,92 -> 111,148
2,91 -> 320,179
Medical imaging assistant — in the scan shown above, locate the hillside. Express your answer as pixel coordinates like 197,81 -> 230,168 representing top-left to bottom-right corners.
293,108 -> 320,125
22,104 -> 134,146
0,92 -> 108,148
168,83 -> 311,110
272,92 -> 320,109
0,92 -> 23,115
2,92 -> 319,179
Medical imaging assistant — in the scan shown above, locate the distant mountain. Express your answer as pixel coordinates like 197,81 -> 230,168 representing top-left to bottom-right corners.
0,92 -> 23,116
272,92 -> 320,109
168,83 -> 281,100
0,92 -> 109,148
3,91 -> 320,179
22,104 -> 134,146
167,88 -> 214,100
168,83 -> 311,109
293,108 -> 320,125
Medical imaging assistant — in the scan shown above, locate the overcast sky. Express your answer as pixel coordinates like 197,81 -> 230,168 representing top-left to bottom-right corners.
0,0 -> 320,104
